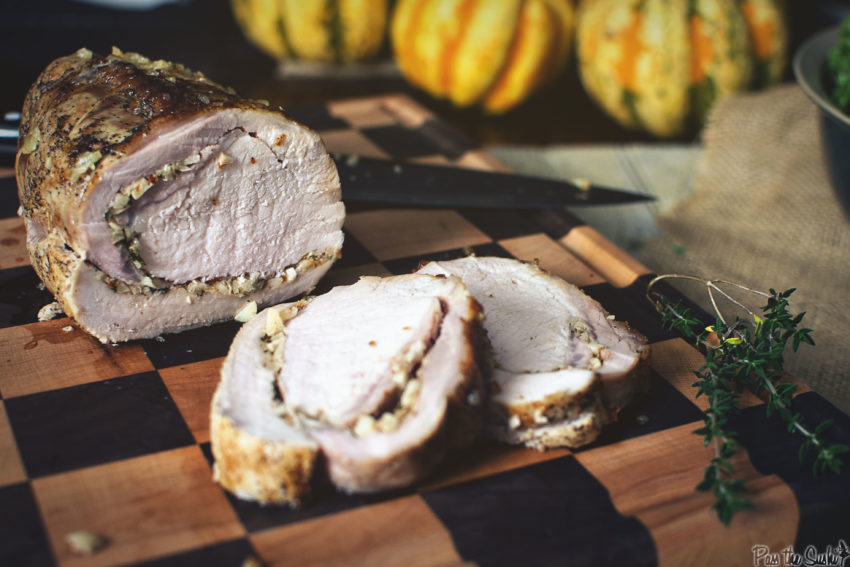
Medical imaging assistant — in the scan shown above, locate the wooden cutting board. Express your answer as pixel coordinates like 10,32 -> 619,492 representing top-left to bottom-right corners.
1,94 -> 848,567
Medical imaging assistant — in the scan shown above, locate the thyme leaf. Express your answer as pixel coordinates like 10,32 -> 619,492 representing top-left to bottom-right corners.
646,275 -> 844,525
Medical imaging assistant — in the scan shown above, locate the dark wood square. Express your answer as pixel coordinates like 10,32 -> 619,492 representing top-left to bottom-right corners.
422,455 -> 657,566
0,266 -> 54,329
139,321 -> 241,368
359,124 -> 449,160
0,482 -> 53,566
6,371 -> 194,477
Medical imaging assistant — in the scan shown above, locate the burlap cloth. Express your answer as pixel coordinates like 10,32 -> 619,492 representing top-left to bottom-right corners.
640,84 -> 850,416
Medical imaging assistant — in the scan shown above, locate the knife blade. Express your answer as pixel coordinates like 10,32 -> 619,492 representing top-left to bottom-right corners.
0,114 -> 652,209
332,154 -> 653,210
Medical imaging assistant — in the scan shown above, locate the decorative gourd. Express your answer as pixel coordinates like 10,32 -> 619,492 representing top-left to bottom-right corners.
390,0 -> 575,113
230,0 -> 389,64
576,0 -> 787,137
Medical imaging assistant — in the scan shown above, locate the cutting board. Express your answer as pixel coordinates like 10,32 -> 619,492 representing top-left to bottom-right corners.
1,94 -> 848,567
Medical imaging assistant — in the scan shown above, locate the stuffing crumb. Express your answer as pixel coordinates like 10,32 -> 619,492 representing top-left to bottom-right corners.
235,300 -> 258,323
572,178 -> 591,191
62,325 -> 74,333
37,301 -> 64,321
508,414 -> 522,430
65,531 -> 107,555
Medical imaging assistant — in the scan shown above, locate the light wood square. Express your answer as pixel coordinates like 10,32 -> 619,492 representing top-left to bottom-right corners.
159,358 -> 223,444
320,130 -> 389,159
650,338 -> 783,410
0,319 -> 154,398
408,154 -> 453,166
251,495 -> 468,567
0,217 -> 29,270
380,94 -> 432,128
33,445 -> 244,567
420,441 -> 569,492
576,422 -> 798,567
499,233 -> 604,288
345,209 -> 491,261
559,225 -> 650,288
327,98 -> 399,129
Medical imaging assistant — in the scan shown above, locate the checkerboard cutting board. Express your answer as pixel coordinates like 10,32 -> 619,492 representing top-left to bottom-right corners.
1,95 -> 848,567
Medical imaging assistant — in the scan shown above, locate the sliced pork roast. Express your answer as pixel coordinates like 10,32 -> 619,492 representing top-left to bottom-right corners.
417,256 -> 650,449
15,47 -> 344,342
210,273 -> 487,506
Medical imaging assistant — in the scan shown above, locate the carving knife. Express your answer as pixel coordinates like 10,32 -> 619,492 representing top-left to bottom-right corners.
331,154 -> 653,210
0,115 -> 652,209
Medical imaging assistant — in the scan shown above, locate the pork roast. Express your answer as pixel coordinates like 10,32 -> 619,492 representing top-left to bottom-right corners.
15,47 -> 344,342
417,256 -> 650,449
210,273 -> 487,506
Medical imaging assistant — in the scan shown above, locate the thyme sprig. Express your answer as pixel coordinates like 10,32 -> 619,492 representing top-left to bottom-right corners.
646,275 -> 848,524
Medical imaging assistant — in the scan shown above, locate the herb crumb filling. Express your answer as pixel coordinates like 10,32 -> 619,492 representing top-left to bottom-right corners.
258,303 -> 433,439
93,249 -> 339,297
97,151 -> 339,298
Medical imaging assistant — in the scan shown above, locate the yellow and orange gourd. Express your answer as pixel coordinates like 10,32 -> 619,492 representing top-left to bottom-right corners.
230,0 -> 389,64
576,0 -> 787,137
390,0 -> 576,113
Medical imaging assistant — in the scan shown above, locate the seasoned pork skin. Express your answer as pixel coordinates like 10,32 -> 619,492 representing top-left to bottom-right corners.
210,274 -> 488,505
16,47 -> 344,342
418,256 -> 650,449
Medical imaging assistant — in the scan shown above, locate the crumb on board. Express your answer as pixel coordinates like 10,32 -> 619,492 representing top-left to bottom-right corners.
37,301 -> 64,322
242,555 -> 264,567
62,325 -> 74,332
65,531 -> 107,555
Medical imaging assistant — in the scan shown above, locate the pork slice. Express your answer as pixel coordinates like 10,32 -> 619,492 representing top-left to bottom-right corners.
16,47 -> 344,342
211,273 -> 488,503
418,256 -> 650,449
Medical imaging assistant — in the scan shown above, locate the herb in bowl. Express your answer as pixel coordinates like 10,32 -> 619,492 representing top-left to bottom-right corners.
828,14 -> 850,111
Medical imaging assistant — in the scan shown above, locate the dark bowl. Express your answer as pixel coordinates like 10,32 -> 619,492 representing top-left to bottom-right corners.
793,26 -> 850,219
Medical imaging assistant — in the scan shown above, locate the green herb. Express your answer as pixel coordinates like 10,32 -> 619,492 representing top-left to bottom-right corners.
646,275 -> 848,525
828,15 -> 850,111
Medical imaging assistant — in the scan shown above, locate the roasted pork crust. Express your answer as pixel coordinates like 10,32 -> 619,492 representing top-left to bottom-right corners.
209,302 -> 318,507
488,410 -> 605,451
16,47 -> 342,342
16,47 -> 299,249
490,378 -> 605,430
210,408 -> 317,507
17,48 -> 274,222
